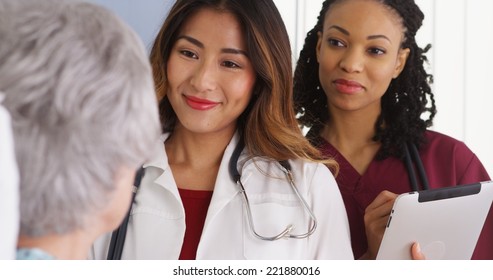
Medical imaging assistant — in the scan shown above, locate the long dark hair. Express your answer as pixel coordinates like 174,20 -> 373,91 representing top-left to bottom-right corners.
150,0 -> 336,166
294,0 -> 436,159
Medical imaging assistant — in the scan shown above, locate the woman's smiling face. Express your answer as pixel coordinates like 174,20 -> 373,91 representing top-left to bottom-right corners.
166,8 -> 256,136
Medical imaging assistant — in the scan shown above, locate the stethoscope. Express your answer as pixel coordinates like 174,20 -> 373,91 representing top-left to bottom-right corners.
106,138 -> 318,259
107,167 -> 145,260
403,142 -> 430,191
228,137 -> 318,241
106,141 -> 426,258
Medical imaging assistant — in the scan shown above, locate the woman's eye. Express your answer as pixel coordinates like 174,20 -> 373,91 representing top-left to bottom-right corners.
180,50 -> 198,59
222,60 -> 240,69
368,47 -> 386,55
328,38 -> 345,47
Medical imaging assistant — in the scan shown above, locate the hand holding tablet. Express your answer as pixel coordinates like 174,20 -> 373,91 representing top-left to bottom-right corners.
377,181 -> 493,260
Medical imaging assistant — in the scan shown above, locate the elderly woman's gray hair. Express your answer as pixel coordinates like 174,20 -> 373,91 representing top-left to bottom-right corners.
0,0 -> 161,236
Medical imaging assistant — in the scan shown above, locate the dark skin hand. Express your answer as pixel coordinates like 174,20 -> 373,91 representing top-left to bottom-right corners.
362,190 -> 426,260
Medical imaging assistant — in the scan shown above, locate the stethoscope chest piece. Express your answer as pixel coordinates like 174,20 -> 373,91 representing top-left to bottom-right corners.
229,137 -> 317,241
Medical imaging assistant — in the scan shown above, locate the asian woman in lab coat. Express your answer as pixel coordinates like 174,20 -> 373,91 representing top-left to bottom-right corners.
91,0 -> 353,260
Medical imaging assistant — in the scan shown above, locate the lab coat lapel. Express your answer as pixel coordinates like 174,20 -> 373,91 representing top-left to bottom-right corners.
202,132 -> 242,229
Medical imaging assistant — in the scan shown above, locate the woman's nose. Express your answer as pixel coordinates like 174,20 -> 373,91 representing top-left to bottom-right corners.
339,49 -> 364,73
190,60 -> 218,92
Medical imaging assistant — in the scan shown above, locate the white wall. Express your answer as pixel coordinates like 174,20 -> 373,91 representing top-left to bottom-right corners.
275,0 -> 493,175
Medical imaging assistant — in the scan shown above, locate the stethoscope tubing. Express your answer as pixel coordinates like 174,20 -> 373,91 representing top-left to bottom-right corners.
229,137 -> 317,241
107,167 -> 145,260
404,142 -> 430,192
107,141 -> 431,258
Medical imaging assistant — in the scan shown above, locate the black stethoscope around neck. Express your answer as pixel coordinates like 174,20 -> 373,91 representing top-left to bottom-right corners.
107,137 -> 317,259
107,167 -> 145,260
228,137 -> 318,241
403,142 -> 429,191
106,140 -> 429,259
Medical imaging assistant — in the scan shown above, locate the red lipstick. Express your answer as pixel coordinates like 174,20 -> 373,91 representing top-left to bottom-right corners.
184,95 -> 220,110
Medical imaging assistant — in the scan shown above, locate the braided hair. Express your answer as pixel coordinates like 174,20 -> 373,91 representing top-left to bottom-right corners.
294,0 -> 436,159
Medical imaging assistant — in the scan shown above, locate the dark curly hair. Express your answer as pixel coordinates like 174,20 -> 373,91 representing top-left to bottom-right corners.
294,0 -> 436,159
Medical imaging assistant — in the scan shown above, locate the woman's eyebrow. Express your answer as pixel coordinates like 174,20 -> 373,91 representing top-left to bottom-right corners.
327,25 -> 391,43
177,35 -> 248,56
177,35 -> 204,48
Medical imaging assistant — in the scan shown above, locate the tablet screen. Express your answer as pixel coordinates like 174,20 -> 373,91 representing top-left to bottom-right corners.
376,181 -> 493,260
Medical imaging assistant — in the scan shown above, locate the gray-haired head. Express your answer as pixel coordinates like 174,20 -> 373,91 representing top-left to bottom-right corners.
0,0 -> 161,236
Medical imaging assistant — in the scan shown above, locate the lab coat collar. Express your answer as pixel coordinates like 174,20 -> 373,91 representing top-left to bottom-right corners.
142,134 -> 169,172
141,132 -> 244,218
142,133 -> 182,205
203,131 -> 242,222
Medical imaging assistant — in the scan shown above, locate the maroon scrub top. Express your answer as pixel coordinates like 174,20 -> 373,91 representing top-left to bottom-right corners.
317,130 -> 492,259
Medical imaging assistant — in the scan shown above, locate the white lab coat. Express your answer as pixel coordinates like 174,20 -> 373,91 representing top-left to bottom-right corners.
0,100 -> 19,260
91,132 -> 353,259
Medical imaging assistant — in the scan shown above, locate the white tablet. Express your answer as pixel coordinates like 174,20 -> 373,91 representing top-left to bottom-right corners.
376,181 -> 493,260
